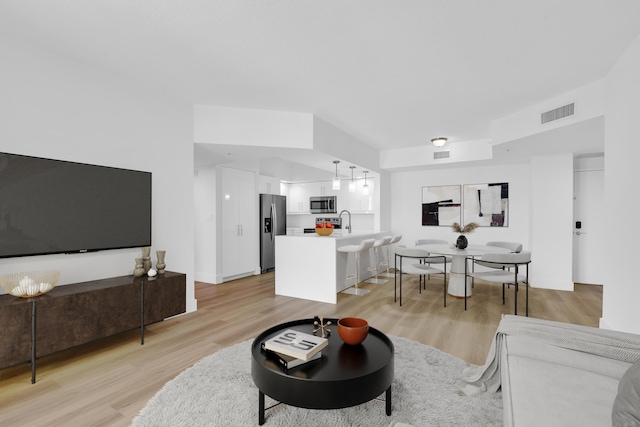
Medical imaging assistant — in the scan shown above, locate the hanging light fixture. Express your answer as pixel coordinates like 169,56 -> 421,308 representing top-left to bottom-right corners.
349,166 -> 356,192
362,170 -> 369,195
431,137 -> 447,147
332,160 -> 341,190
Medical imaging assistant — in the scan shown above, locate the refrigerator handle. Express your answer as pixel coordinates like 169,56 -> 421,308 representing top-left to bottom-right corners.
271,202 -> 276,242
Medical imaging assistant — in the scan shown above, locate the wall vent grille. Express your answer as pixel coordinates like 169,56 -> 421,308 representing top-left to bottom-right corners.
433,151 -> 450,160
541,103 -> 575,124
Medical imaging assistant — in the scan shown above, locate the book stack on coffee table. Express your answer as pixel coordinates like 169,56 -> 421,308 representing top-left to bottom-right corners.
262,329 -> 328,371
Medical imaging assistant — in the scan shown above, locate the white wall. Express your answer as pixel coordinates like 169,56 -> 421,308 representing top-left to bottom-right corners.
0,35 -> 197,312
492,79 -> 606,146
602,33 -> 640,333
390,162 -> 531,265
194,105 -> 314,148
530,153 -> 574,290
194,167 -> 217,283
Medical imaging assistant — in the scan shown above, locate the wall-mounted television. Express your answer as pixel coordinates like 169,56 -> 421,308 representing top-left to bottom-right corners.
0,152 -> 151,259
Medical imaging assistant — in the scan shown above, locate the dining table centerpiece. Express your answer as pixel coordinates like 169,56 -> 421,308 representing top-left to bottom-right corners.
451,222 -> 478,249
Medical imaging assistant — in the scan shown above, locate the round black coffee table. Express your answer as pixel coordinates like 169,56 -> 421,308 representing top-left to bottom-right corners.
251,318 -> 394,425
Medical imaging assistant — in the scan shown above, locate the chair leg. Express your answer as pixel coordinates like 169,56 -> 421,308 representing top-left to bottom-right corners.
514,283 -> 518,315
525,281 -> 529,317
502,283 -> 505,304
443,271 -> 447,308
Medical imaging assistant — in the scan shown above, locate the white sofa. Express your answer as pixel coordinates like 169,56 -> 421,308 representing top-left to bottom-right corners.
463,315 -> 640,427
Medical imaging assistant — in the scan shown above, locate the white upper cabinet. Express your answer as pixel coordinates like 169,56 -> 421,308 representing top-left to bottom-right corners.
259,175 -> 281,195
340,178 -> 374,213
286,178 -> 375,214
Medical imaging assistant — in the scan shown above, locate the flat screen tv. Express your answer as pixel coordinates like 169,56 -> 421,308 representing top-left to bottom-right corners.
0,152 -> 151,258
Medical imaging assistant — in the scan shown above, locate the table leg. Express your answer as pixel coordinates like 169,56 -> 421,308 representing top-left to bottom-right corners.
258,390 -> 265,425
447,255 -> 472,297
386,385 -> 392,415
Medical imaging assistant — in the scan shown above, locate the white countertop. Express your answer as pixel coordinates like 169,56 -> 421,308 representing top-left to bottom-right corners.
285,230 -> 385,240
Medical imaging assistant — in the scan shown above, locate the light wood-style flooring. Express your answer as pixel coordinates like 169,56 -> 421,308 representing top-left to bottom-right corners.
1,271 -> 602,426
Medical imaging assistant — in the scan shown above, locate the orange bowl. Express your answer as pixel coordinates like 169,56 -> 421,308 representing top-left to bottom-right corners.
315,228 -> 334,236
338,317 -> 369,345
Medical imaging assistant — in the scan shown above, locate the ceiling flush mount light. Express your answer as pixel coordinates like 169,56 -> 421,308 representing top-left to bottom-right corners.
332,160 -> 341,190
362,170 -> 369,195
349,166 -> 356,192
431,137 -> 447,147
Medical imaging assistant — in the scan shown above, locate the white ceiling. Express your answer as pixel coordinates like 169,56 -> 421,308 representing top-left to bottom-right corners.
2,1 -> 639,178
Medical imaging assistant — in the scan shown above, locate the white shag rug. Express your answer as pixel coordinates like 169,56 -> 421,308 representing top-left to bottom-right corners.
131,336 -> 502,426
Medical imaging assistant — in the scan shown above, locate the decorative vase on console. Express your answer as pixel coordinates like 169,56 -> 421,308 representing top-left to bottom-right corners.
156,250 -> 166,274
451,222 -> 479,249
133,258 -> 145,278
142,247 -> 152,273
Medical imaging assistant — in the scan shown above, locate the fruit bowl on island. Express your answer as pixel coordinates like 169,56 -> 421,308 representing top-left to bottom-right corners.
1,270 -> 60,298
315,222 -> 335,236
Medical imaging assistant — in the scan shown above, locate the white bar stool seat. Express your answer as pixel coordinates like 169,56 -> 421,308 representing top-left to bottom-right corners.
378,235 -> 402,278
365,236 -> 392,284
338,238 -> 375,296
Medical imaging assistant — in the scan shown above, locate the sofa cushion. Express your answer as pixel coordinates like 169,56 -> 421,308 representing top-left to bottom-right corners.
502,334 -> 631,427
612,359 -> 640,426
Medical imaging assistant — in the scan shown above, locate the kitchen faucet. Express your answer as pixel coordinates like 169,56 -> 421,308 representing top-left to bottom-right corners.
338,209 -> 352,234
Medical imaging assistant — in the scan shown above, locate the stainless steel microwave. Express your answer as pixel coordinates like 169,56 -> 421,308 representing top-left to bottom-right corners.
309,196 -> 337,214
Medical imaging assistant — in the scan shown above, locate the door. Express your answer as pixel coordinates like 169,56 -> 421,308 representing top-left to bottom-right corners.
573,169 -> 604,285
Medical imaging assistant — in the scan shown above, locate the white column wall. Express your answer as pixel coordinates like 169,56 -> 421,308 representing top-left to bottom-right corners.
602,33 -> 640,333
530,153 -> 574,290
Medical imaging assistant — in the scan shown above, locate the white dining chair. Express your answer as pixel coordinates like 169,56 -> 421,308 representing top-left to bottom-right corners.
394,246 -> 447,307
464,251 -> 532,316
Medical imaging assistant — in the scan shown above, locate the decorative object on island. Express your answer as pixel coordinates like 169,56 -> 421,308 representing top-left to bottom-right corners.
451,222 -> 479,249
263,329 -> 328,361
1,270 -> 60,298
133,258 -> 145,277
337,317 -> 369,345
313,316 -> 332,338
315,221 -> 335,236
147,268 -> 157,277
156,250 -> 166,274
142,246 -> 152,273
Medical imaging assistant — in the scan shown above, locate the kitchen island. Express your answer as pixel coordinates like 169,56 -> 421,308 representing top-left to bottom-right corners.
274,231 -> 393,303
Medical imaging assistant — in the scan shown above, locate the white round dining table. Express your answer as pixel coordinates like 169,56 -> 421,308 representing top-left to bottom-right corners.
416,244 -> 511,297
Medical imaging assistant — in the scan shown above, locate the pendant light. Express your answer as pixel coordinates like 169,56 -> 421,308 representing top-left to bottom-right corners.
349,166 -> 356,192
332,160 -> 341,190
362,170 -> 369,195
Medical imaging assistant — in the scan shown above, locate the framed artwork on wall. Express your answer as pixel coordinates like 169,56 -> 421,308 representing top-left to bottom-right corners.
421,185 -> 461,226
463,182 -> 509,227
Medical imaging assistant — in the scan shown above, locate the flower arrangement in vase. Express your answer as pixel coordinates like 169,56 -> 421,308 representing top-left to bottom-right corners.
451,222 -> 479,249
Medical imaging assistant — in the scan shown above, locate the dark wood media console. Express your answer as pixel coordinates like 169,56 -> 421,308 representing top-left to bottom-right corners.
0,271 -> 186,383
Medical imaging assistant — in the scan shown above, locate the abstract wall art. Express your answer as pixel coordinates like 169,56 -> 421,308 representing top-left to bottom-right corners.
421,185 -> 461,226
463,182 -> 509,227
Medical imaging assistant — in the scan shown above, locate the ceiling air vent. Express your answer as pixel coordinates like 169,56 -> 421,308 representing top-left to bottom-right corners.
433,151 -> 450,160
541,103 -> 575,124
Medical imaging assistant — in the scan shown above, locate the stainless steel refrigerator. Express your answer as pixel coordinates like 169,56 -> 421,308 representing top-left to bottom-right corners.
260,194 -> 287,273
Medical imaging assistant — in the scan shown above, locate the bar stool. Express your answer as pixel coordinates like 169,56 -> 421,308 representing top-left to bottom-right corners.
338,238 -> 375,296
365,236 -> 392,284
378,235 -> 402,278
